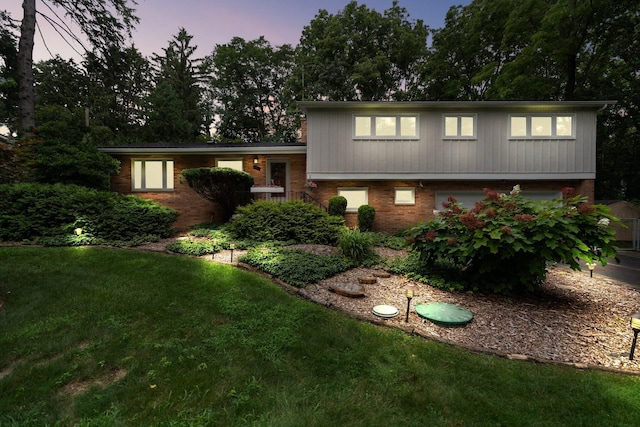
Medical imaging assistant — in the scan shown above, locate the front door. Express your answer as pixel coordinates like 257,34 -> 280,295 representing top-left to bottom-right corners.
267,159 -> 289,199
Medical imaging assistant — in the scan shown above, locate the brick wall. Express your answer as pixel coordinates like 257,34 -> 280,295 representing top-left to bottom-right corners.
311,179 -> 595,234
110,153 -> 307,231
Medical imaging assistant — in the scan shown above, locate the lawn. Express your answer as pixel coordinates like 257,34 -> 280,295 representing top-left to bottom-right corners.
1,247 -> 639,426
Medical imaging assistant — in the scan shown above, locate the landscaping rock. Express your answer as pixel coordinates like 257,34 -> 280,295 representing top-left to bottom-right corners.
358,276 -> 377,284
328,283 -> 366,298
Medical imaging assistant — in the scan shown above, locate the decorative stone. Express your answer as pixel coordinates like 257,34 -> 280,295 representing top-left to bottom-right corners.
328,283 -> 366,298
373,271 -> 391,278
358,276 -> 377,284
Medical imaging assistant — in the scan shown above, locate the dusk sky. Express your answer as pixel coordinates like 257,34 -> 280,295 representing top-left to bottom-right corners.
6,0 -> 471,62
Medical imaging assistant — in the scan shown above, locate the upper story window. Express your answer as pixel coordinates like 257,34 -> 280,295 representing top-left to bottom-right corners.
132,159 -> 174,191
353,115 -> 418,139
443,114 -> 476,139
216,158 -> 243,171
509,114 -> 574,139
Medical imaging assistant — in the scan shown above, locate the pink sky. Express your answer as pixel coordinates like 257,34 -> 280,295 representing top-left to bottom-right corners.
6,0 -> 469,62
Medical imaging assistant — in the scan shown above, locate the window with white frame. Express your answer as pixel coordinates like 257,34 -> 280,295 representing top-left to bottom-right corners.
509,114 -> 574,138
132,159 -> 174,191
216,158 -> 243,171
353,115 -> 418,139
338,188 -> 368,212
395,187 -> 415,205
443,114 -> 476,138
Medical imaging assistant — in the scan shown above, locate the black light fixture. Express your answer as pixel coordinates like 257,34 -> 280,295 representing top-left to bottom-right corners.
404,285 -> 416,323
629,313 -> 640,360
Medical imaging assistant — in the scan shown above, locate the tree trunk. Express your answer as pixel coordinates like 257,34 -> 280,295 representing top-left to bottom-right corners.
17,0 -> 36,135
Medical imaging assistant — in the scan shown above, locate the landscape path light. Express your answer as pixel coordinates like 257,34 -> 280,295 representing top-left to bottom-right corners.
404,284 -> 416,323
587,261 -> 596,278
629,313 -> 640,360
74,227 -> 83,235
229,242 -> 236,263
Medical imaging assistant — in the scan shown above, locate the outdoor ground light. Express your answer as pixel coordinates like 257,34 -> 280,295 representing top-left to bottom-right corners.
405,285 -> 416,323
229,242 -> 236,262
74,228 -> 83,235
629,313 -> 640,360
587,261 -> 596,278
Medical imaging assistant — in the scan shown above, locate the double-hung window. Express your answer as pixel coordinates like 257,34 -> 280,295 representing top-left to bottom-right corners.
338,188 -> 369,212
132,159 -> 174,191
443,114 -> 476,139
509,114 -> 575,138
353,115 -> 418,139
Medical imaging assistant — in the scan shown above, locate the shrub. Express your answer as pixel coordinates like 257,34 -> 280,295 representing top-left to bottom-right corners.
239,247 -> 355,287
339,228 -> 378,265
227,200 -> 344,245
181,167 -> 254,222
328,196 -> 348,217
166,239 -> 220,256
407,185 -> 620,294
357,205 -> 376,231
0,183 -> 178,243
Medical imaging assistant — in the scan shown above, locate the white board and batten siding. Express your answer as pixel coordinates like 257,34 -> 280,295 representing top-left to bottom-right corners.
299,101 -> 611,181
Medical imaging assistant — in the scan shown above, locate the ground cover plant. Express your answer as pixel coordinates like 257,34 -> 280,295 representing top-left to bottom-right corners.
408,186 -> 620,294
1,247 -> 640,426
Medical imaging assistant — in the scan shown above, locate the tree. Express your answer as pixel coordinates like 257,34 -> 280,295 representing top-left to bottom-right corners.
181,167 -> 254,223
149,28 -> 206,142
0,14 -> 19,134
16,0 -> 138,135
294,0 -> 428,101
207,36 -> 298,142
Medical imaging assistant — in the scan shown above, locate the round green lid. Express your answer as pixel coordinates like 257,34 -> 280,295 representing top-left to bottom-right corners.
415,302 -> 473,326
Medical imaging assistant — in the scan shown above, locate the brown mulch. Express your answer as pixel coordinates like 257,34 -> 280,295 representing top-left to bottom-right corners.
106,240 -> 640,374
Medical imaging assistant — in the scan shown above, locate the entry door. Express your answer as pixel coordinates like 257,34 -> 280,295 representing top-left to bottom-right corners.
267,159 -> 289,198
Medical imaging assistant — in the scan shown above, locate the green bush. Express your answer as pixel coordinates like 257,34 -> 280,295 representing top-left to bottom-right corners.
365,232 -> 409,250
339,228 -> 378,265
0,183 -> 178,244
357,205 -> 376,231
227,200 -> 344,245
239,247 -> 355,287
166,239 -> 220,256
328,196 -> 348,217
407,185 -> 620,294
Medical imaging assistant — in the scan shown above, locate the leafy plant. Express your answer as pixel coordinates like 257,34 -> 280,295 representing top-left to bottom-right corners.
328,196 -> 348,217
407,185 -> 620,294
239,247 -> 355,287
0,183 -> 178,243
338,228 -> 378,265
166,239 -> 220,256
181,167 -> 254,222
357,204 -> 375,231
228,200 -> 344,245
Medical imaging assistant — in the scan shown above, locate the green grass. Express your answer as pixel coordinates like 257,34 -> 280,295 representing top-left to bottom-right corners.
1,247 -> 639,426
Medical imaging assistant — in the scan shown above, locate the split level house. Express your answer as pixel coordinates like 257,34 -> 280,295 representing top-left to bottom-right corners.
101,100 -> 614,233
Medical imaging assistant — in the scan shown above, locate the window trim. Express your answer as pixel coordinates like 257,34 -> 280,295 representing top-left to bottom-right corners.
132,159 -> 174,192
508,114 -> 575,139
394,187 -> 416,205
216,158 -> 244,171
352,114 -> 419,140
338,187 -> 369,212
442,114 -> 477,139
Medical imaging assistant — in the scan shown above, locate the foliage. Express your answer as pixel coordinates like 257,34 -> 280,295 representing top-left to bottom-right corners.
166,239 -> 220,256
357,204 -> 376,232
295,0 -> 429,101
206,36 -> 299,142
407,185 -> 620,294
0,183 -> 177,243
328,195 -> 347,217
227,200 -> 344,245
338,228 -> 378,266
364,231 -> 409,250
181,167 -> 254,222
31,105 -> 120,189
385,251 -> 467,292
149,28 -> 207,141
240,247 -> 355,287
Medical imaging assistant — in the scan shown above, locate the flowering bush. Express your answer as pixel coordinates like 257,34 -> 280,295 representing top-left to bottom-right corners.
305,180 -> 318,191
407,185 -> 620,294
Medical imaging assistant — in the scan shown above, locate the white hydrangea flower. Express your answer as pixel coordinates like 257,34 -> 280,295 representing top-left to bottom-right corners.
432,210 -> 440,217
510,184 -> 521,195
597,218 -> 610,228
